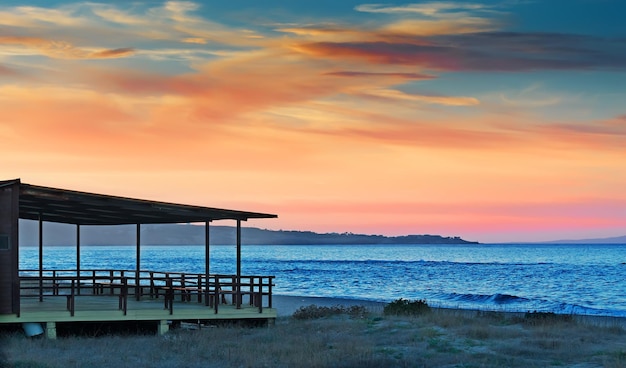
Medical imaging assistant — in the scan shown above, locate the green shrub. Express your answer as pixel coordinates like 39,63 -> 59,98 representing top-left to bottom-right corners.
383,298 -> 430,316
345,305 -> 369,319
292,304 -> 369,320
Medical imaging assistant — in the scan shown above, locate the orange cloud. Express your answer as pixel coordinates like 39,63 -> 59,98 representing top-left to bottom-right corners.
363,88 -> 480,106
355,3 -> 500,36
276,25 -> 371,44
0,36 -> 134,59
355,3 -> 490,16
182,37 -> 207,44
382,18 -> 497,36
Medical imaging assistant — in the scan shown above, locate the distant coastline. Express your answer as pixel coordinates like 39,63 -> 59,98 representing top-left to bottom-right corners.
18,221 -> 478,246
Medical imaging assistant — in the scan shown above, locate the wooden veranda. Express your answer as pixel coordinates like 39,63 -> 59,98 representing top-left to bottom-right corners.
0,179 -> 278,338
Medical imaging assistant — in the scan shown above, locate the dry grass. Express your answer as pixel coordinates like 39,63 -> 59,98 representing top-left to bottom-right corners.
1,307 -> 625,368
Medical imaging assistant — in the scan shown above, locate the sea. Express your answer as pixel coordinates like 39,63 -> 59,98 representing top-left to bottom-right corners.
18,243 -> 626,317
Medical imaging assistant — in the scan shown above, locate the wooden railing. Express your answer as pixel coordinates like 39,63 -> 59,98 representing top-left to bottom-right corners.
19,269 -> 275,316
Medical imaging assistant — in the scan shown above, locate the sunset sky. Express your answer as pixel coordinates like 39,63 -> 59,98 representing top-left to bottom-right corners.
1,0 -> 625,243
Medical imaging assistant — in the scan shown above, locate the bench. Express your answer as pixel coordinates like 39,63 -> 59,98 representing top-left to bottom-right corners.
92,280 -> 138,293
91,281 -> 130,314
157,286 -> 226,303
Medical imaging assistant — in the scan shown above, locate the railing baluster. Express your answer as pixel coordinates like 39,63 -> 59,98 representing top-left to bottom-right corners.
17,268 -> 276,319
69,279 -> 75,316
268,276 -> 273,309
214,278 -> 220,314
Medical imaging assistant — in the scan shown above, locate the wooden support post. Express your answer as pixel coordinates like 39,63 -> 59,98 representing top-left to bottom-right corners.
38,214 -> 43,302
76,224 -> 80,295
204,221 -> 210,306
136,224 -> 141,301
45,322 -> 57,339
236,219 -> 241,309
157,320 -> 169,335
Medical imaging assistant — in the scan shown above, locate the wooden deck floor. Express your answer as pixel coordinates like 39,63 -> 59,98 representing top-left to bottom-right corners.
0,295 -> 277,324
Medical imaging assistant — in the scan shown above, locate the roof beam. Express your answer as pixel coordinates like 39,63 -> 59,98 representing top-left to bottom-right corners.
8,180 -> 276,226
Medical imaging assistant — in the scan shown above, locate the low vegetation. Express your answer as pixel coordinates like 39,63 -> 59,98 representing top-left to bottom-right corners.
292,304 -> 369,320
383,298 -> 431,316
521,310 -> 574,325
1,302 -> 625,368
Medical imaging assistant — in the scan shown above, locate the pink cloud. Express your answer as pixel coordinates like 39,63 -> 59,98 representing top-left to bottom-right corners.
297,30 -> 626,72
89,47 -> 135,59
300,41 -> 464,70
324,71 -> 436,80
0,64 -> 17,76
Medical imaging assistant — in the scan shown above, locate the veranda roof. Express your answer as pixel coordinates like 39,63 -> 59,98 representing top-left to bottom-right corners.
0,179 -> 277,225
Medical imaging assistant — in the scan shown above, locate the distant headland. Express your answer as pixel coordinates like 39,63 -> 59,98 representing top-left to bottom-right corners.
18,222 -> 478,246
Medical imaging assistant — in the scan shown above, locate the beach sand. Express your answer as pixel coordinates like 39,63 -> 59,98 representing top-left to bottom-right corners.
273,294 -> 626,328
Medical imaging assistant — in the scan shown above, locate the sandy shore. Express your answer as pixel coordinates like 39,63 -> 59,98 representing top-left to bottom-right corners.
272,294 -> 626,328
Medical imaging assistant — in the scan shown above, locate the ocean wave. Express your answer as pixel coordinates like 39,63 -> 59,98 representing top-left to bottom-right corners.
433,293 -> 626,317
553,304 -> 626,317
446,292 -> 529,304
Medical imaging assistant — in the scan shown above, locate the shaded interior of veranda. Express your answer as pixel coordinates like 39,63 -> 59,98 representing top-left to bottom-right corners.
0,179 -> 278,338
